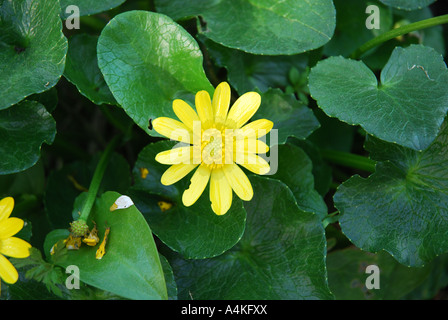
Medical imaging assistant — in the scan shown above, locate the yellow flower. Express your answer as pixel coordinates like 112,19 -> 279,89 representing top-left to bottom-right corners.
0,197 -> 31,284
153,82 -> 273,215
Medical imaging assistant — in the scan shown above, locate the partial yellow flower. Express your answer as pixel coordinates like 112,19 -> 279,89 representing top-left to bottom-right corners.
0,197 -> 31,284
152,82 -> 273,215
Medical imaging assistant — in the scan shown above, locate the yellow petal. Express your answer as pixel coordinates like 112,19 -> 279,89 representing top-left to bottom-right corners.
182,164 -> 211,207
0,218 -> 24,240
0,237 -> 31,258
0,197 -> 14,222
152,117 -> 192,144
240,119 -> 274,139
212,82 -> 231,125
210,168 -> 233,215
0,254 -> 18,284
234,138 -> 269,154
225,92 -> 261,129
236,153 -> 271,175
155,146 -> 193,165
161,163 -> 198,186
195,90 -> 214,127
223,164 -> 253,201
173,99 -> 200,131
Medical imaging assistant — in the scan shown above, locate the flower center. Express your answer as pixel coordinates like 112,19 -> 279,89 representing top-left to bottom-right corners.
201,127 -> 227,169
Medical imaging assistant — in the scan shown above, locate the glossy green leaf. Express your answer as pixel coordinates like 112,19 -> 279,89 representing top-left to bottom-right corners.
0,101 -> 56,175
97,10 -> 213,136
0,0 -> 67,109
327,248 -> 435,300
155,0 -> 336,55
129,140 -> 247,259
309,45 -> 448,151
255,89 -> 320,144
64,34 -> 116,105
335,120 -> 448,267
51,191 -> 168,300
379,0 -> 436,11
268,143 -> 327,219
166,176 -> 333,299
59,0 -> 126,19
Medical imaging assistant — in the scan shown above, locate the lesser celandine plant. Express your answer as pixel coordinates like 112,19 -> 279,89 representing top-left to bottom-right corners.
1,0 -> 448,302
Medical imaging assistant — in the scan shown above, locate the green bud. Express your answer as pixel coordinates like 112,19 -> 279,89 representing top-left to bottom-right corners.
70,219 -> 89,237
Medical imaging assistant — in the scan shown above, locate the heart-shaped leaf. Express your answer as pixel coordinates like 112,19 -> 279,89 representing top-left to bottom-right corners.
309,45 -> 448,151
155,0 -> 336,55
0,0 -> 67,109
166,176 -> 334,299
97,10 -> 213,136
50,191 -> 168,300
335,119 -> 448,267
129,140 -> 247,259
0,101 -> 56,175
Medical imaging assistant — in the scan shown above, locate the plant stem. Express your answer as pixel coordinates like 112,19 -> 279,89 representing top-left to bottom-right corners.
78,135 -> 121,222
350,14 -> 448,59
320,149 -> 376,173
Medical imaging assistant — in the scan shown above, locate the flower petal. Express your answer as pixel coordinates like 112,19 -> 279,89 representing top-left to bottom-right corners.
152,117 -> 192,144
195,90 -> 214,128
155,146 -> 194,165
223,163 -> 253,201
236,153 -> 271,175
240,119 -> 274,139
161,163 -> 198,186
0,218 -> 24,240
212,82 -> 231,125
0,197 -> 14,222
182,164 -> 211,207
225,92 -> 261,129
0,237 -> 31,258
172,99 -> 200,131
0,254 -> 18,284
234,137 -> 269,154
210,168 -> 233,215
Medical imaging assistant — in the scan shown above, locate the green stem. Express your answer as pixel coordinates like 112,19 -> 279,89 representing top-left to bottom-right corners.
321,149 -> 376,173
350,14 -> 448,59
78,135 -> 121,222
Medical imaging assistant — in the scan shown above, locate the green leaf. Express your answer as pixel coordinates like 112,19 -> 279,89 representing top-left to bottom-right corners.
59,0 -> 126,19
0,0 -> 67,109
166,176 -> 333,299
155,0 -> 336,55
0,101 -> 56,175
64,34 -> 116,105
327,248 -> 435,300
309,44 -> 448,151
255,89 -> 320,144
129,140 -> 247,259
44,153 -> 131,229
334,119 -> 448,267
51,191 -> 168,300
379,0 -> 436,11
203,37 -> 309,93
97,10 -> 213,137
268,143 -> 327,219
